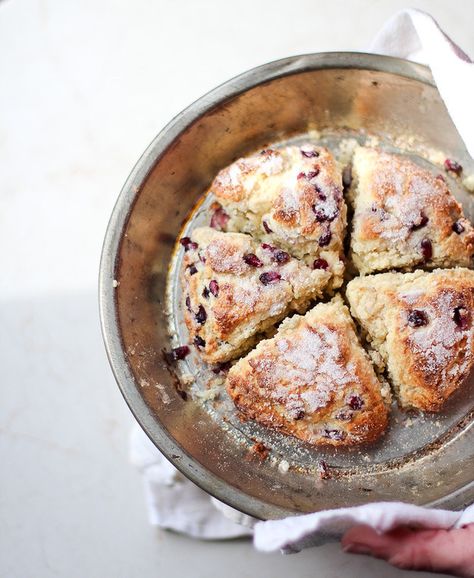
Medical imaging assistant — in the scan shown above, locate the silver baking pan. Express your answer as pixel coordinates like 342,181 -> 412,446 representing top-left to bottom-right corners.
99,52 -> 474,519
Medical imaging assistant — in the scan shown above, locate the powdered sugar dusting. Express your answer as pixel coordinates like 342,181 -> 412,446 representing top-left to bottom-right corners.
250,321 -> 359,417
362,151 -> 452,245
401,289 -> 474,386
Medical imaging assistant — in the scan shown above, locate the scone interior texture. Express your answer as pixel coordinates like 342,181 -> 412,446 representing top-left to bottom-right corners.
347,268 -> 474,411
181,227 -> 332,364
226,296 -> 390,447
349,147 -> 474,275
210,144 -> 346,290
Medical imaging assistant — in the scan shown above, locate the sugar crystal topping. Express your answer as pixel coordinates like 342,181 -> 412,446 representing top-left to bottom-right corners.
249,321 -> 359,415
401,289 -> 473,385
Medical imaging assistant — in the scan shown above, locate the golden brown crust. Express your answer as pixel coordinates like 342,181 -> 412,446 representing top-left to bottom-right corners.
181,227 -> 331,363
347,268 -> 474,411
226,297 -> 389,446
349,148 -> 474,274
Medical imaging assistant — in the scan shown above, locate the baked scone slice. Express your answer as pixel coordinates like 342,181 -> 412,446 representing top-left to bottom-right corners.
346,268 -> 474,411
209,144 -> 346,290
349,147 -> 474,275
226,296 -> 389,446
181,227 -> 332,364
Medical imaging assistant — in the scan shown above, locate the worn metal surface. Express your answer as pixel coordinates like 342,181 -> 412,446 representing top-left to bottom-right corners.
100,52 -> 474,519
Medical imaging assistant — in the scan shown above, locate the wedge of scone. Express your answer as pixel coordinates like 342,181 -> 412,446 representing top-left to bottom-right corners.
349,148 -> 474,275
346,268 -> 474,411
181,227 -> 332,363
226,296 -> 389,446
209,144 -> 346,290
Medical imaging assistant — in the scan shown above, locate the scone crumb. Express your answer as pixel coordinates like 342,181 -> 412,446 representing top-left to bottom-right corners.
194,385 -> 220,401
278,459 -> 290,474
463,174 -> 474,193
318,460 -> 331,480
180,373 -> 194,385
249,441 -> 269,461
112,279 -> 119,288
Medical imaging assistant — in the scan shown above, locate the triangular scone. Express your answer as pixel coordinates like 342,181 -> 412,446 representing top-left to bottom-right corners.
226,296 -> 389,446
346,268 -> 474,411
349,148 -> 474,275
209,144 -> 346,290
181,227 -> 332,363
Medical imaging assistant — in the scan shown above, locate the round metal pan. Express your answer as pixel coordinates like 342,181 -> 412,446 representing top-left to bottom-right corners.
99,52 -> 474,519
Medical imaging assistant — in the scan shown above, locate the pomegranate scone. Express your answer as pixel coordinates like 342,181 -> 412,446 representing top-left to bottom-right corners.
209,144 -> 346,290
346,268 -> 474,411
348,148 -> 474,274
180,227 -> 332,363
226,296 -> 389,446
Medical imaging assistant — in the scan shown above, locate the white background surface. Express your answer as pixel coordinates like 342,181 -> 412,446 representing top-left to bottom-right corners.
1,1 -> 472,576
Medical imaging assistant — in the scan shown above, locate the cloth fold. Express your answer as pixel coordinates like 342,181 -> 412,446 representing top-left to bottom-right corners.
130,8 -> 474,552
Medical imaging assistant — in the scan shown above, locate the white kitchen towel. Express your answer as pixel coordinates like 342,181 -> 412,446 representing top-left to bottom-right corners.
130,425 -> 253,539
369,8 -> 474,158
130,8 -> 474,549
254,502 -> 474,553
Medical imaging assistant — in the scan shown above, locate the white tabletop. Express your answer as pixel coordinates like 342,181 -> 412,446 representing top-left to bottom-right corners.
1,1 -> 472,576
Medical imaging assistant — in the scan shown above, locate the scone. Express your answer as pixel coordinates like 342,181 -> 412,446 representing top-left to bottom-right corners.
346,268 -> 474,411
349,148 -> 474,274
226,296 -> 389,446
209,144 -> 346,290
181,227 -> 332,363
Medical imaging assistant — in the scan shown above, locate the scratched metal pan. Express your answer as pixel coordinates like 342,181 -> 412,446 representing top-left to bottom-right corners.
100,52 -> 474,519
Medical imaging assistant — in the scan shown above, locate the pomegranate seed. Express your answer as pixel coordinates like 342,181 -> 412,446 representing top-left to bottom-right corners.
180,237 -> 198,251
452,220 -> 465,234
261,243 -> 290,265
453,306 -> 471,330
298,170 -> 319,180
410,213 -> 429,231
274,250 -> 290,264
318,230 -> 332,247
202,287 -> 210,299
262,220 -> 273,234
348,395 -> 364,410
313,258 -> 329,270
407,310 -> 428,327
194,335 -> 206,348
195,305 -> 207,325
185,296 -> 191,312
188,264 -> 198,275
312,207 -> 328,222
210,206 -> 230,230
301,149 -> 319,158
212,361 -> 231,374
209,280 -> 219,297
170,345 -> 190,361
318,460 -> 331,479
313,206 -> 338,223
444,158 -> 463,175
259,271 -> 281,285
314,185 -> 326,201
323,429 -> 346,441
420,238 -> 432,261
243,253 -> 263,267
342,164 -> 352,190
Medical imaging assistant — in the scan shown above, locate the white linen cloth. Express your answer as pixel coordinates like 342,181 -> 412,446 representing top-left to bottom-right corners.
130,8 -> 474,551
